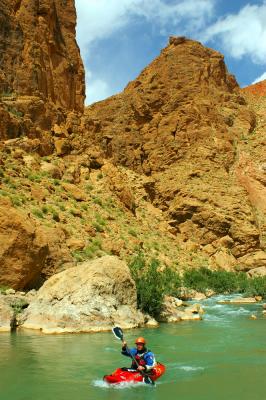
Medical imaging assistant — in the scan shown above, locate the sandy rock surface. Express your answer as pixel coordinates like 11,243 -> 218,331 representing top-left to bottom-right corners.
0,204 -> 72,290
159,295 -> 204,323
0,297 -> 13,332
218,297 -> 261,304
21,256 -> 151,334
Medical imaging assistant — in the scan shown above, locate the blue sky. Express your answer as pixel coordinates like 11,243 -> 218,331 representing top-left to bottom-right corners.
76,0 -> 266,104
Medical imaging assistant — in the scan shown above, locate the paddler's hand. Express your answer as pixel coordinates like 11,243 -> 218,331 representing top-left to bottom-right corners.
137,365 -> 146,371
122,340 -> 127,347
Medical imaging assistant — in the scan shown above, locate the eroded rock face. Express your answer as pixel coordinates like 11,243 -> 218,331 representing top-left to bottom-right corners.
0,0 -> 85,112
76,38 -> 261,266
21,256 -> 150,334
0,205 -> 49,289
0,204 -> 72,290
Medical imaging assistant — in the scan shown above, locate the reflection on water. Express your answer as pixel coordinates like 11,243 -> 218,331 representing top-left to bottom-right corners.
0,295 -> 265,400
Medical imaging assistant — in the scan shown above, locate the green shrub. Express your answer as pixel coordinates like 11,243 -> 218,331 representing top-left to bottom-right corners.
92,222 -> 104,232
32,208 -> 44,219
0,168 -> 5,177
92,197 -> 103,206
85,184 -> 93,192
0,285 -> 9,294
183,267 -> 211,293
10,299 -> 28,315
128,228 -> 138,237
244,276 -> 266,298
183,267 -> 266,298
72,239 -> 102,262
7,181 -> 17,189
52,210 -> 60,222
28,173 -> 42,183
0,189 -> 9,197
42,205 -> 49,214
129,254 -> 181,318
58,203 -> 66,211
9,107 -> 24,118
9,195 -> 22,207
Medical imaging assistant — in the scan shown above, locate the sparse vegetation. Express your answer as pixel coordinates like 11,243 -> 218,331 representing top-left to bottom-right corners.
8,107 -> 24,118
10,195 -> 23,207
10,298 -> 28,315
72,238 -> 102,262
31,208 -> 44,219
128,228 -> 138,237
92,196 -> 103,206
0,285 -> 9,294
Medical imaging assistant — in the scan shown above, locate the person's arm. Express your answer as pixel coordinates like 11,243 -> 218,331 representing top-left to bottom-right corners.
121,341 -> 134,357
143,352 -> 156,371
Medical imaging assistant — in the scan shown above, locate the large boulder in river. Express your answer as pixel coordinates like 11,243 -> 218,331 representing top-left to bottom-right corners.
20,256 -> 151,334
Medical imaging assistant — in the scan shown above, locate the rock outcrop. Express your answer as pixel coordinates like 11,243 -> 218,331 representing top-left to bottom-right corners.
243,80 -> 266,97
159,295 -> 204,323
0,296 -> 13,332
0,203 -> 72,290
0,0 -> 85,112
75,37 -> 263,269
21,256 -> 153,333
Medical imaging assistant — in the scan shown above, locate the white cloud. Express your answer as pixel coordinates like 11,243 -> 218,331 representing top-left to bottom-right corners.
252,71 -> 266,84
76,0 -> 216,104
76,0 -> 215,52
85,70 -> 112,104
203,2 -> 266,64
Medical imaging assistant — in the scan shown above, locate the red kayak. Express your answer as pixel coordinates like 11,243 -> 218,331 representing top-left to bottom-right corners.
103,363 -> 166,384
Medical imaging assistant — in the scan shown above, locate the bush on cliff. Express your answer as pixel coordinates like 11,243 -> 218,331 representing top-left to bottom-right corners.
129,253 -> 181,318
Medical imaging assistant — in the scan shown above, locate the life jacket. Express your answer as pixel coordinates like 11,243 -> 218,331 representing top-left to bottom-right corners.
131,350 -> 149,369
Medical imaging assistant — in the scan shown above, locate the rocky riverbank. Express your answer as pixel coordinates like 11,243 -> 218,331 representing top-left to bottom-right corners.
1,255 -> 265,334
0,256 -> 211,334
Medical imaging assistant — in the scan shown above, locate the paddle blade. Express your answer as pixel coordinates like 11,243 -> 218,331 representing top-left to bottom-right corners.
112,326 -> 124,341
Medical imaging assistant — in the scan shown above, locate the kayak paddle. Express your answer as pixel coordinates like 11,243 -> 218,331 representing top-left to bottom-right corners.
112,326 -> 154,385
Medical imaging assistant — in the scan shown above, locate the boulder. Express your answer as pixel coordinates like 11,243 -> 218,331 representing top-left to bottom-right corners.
159,296 -> 204,323
178,287 -> 209,301
211,249 -> 236,271
218,297 -> 261,304
21,256 -> 149,334
237,251 -> 266,271
40,161 -> 62,179
62,182 -> 88,201
0,297 -> 13,332
247,266 -> 266,277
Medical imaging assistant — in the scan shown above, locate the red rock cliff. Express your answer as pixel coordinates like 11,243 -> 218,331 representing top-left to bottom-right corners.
0,0 -> 85,112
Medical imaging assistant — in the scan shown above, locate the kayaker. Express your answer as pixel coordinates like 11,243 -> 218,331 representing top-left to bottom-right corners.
121,336 -> 156,372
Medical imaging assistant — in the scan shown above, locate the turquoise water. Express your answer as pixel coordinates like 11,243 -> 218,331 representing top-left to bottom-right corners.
0,296 -> 265,400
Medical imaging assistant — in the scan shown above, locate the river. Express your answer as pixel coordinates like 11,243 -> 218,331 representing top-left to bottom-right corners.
0,295 -> 265,400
